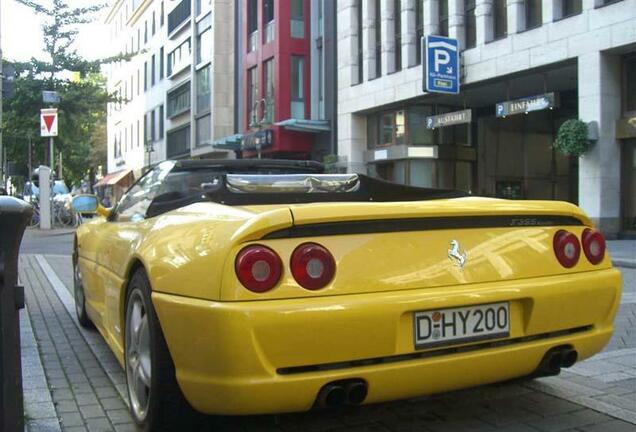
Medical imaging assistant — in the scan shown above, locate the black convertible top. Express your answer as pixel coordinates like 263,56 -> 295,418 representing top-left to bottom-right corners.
173,159 -> 324,173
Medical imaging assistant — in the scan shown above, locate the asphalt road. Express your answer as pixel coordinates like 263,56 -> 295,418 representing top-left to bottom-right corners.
20,228 -> 75,255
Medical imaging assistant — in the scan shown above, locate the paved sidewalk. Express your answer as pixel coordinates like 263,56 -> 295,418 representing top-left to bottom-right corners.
21,254 -> 636,431
608,241 -> 636,269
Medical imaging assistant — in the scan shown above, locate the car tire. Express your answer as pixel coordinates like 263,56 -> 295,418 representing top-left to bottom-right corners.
124,269 -> 198,431
73,258 -> 93,328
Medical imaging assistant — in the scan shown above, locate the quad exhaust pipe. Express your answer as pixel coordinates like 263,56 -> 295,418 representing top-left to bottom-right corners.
535,346 -> 578,377
316,379 -> 368,408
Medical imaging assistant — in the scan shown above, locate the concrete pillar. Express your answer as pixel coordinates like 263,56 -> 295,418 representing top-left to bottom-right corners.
423,0 -> 440,36
507,0 -> 524,34
339,113 -> 367,174
382,0 -> 396,74
578,52 -> 622,237
340,1 -> 361,86
403,0 -> 417,67
363,0 -> 379,79
542,0 -> 556,23
475,0 -> 494,45
448,0 -> 465,49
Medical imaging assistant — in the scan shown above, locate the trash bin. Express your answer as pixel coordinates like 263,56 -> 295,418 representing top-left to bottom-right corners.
0,196 -> 33,432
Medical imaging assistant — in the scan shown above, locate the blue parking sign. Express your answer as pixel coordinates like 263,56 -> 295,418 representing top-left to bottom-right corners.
423,35 -> 460,94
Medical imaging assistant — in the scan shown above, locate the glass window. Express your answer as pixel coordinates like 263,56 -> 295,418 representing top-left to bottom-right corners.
248,0 -> 258,51
144,20 -> 148,43
408,106 -> 435,145
151,109 -> 156,141
144,61 -> 148,91
494,0 -> 507,39
152,11 -> 156,35
159,47 -> 164,79
151,54 -> 156,86
525,0 -> 542,29
367,114 -> 378,148
115,161 -> 176,222
196,114 -> 211,146
415,0 -> 423,65
374,0 -> 382,77
409,160 -> 435,188
291,56 -> 305,119
264,59 -> 275,123
439,0 -> 449,36
291,0 -> 304,38
394,0 -> 402,71
196,65 -> 211,113
395,110 -> 406,145
158,105 -> 164,139
562,0 -> 582,17
168,0 -> 191,34
167,81 -> 191,117
167,38 -> 191,76
160,1 -> 164,26
626,56 -> 636,113
196,0 -> 211,16
354,0 -> 363,84
263,0 -> 274,43
247,67 -> 258,126
465,0 -> 476,48
381,113 -> 395,146
197,27 -> 212,64
166,125 -> 191,158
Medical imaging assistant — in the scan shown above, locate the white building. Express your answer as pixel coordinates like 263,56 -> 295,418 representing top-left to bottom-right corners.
337,0 -> 636,238
104,0 -> 235,181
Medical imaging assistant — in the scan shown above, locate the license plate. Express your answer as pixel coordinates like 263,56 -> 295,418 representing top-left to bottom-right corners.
413,302 -> 510,349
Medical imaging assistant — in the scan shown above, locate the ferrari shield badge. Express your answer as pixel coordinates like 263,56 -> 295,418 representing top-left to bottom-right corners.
448,240 -> 468,270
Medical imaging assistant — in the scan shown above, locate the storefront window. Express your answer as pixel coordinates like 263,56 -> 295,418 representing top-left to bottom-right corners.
408,106 -> 435,145
381,113 -> 395,146
409,160 -> 435,188
395,111 -> 406,145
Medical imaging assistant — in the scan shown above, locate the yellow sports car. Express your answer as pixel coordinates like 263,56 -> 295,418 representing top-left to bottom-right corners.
72,159 -> 621,431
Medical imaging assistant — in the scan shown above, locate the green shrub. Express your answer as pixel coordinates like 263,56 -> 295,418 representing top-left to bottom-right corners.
554,119 -> 589,156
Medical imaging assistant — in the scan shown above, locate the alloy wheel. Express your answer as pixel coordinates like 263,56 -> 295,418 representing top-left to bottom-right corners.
125,291 -> 152,422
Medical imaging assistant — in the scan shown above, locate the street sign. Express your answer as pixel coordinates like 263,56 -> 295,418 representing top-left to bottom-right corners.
42,91 -> 60,104
426,109 -> 472,129
496,93 -> 558,118
423,35 -> 460,94
40,108 -> 58,137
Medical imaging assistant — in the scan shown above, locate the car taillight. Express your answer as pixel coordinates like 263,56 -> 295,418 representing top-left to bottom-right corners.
553,230 -> 581,268
290,243 -> 336,290
235,245 -> 282,293
582,228 -> 606,265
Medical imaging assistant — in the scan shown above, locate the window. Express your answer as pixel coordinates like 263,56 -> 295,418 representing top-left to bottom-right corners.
625,55 -> 636,113
439,0 -> 449,36
168,0 -> 191,34
160,1 -> 164,26
197,22 -> 212,64
562,0 -> 582,17
159,47 -> 164,79
167,81 -> 191,117
415,0 -> 423,65
151,54 -> 156,86
196,114 -> 211,146
196,0 -> 211,16
493,0 -> 507,39
144,20 -> 148,43
263,59 -> 274,123
167,38 -> 191,76
354,0 -> 363,83
137,29 -> 141,51
465,0 -> 476,48
263,0 -> 274,43
247,66 -> 258,126
291,0 -> 304,38
167,125 -> 191,158
144,111 -> 152,145
291,56 -> 305,119
144,61 -> 148,91
151,109 -> 156,142
137,69 -> 141,95
196,65 -> 211,113
248,0 -> 258,52
524,0 -> 542,29
374,0 -> 382,77
152,11 -> 156,35
137,120 -> 140,147
394,0 -> 402,72
158,105 -> 164,138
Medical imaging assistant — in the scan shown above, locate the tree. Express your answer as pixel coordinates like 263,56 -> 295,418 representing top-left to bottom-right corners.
2,0 -> 121,188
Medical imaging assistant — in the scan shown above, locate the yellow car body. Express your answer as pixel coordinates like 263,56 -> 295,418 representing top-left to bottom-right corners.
75,191 -> 621,415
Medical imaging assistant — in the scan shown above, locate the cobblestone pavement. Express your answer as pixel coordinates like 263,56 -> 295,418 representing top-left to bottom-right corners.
21,253 -> 636,432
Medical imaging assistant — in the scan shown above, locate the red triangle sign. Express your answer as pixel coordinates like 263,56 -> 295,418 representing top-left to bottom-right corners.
43,114 -> 56,132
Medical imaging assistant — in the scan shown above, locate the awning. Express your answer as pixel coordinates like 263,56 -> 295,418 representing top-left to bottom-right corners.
94,169 -> 133,187
274,119 -> 330,133
213,133 -> 243,150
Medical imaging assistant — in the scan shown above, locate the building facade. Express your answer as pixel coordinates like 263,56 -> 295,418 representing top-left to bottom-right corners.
234,0 -> 337,160
337,0 -> 636,237
104,0 -> 235,177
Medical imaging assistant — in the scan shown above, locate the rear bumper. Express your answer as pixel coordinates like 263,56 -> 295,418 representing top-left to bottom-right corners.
152,268 -> 621,415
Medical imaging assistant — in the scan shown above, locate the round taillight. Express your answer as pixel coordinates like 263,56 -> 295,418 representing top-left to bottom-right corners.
553,230 -> 581,268
235,245 -> 282,293
582,228 -> 606,265
290,243 -> 336,290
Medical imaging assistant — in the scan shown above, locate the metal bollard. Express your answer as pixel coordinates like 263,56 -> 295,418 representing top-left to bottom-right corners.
0,197 -> 33,432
